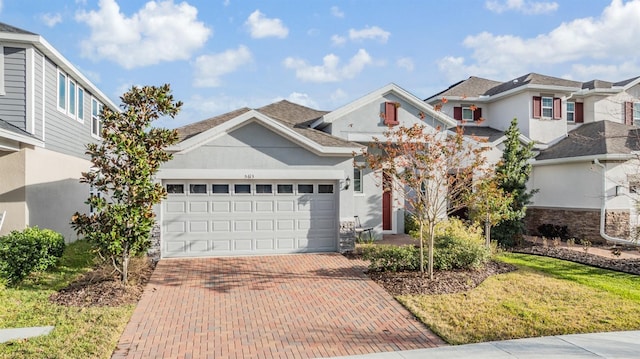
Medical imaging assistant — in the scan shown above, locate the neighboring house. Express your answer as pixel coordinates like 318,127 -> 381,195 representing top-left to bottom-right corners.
426,73 -> 640,244
0,23 -> 117,240
157,84 -> 456,258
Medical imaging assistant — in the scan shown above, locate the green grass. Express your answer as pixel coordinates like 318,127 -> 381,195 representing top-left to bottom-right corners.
0,240 -> 135,359
397,252 -> 640,345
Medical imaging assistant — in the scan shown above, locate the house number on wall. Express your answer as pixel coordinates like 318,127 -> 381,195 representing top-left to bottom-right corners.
244,174 -> 255,179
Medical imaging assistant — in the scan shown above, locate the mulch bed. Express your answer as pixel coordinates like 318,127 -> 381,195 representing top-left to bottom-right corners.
49,258 -> 155,307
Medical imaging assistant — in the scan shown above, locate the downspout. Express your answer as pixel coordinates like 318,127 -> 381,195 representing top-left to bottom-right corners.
593,159 -> 639,246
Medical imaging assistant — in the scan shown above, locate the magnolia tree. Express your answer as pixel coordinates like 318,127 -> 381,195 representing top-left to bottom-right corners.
363,124 -> 491,279
71,84 -> 181,284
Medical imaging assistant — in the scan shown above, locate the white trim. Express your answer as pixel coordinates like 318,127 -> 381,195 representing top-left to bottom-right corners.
26,47 -> 34,134
533,153 -> 635,166
0,45 -> 4,96
168,110 -> 362,156
90,96 -> 102,139
56,69 -> 66,113
68,78 -> 77,118
156,169 -> 345,180
312,83 -> 457,129
40,52 -> 45,142
77,86 -> 85,123
0,128 -> 44,147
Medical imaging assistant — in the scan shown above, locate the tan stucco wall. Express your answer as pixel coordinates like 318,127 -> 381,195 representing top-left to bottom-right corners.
0,150 -> 27,236
24,146 -> 92,242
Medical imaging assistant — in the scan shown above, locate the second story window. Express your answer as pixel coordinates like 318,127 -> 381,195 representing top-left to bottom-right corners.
353,167 -> 363,193
91,97 -> 103,138
634,103 -> 640,126
533,96 -> 561,120
542,97 -> 553,118
77,88 -> 84,122
57,72 -> 67,111
567,102 -> 575,122
462,106 -> 474,122
69,80 -> 76,117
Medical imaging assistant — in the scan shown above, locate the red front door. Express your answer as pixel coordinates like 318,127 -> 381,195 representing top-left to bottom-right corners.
382,173 -> 392,230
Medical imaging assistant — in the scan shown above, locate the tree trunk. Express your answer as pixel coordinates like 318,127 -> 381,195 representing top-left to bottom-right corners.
428,223 -> 435,280
485,216 -> 491,248
121,243 -> 129,285
419,221 -> 425,273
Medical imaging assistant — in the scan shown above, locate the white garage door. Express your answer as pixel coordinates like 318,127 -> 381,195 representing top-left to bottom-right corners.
161,180 -> 338,257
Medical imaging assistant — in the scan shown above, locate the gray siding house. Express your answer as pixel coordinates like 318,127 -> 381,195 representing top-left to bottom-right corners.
0,23 -> 117,240
158,84 -> 456,258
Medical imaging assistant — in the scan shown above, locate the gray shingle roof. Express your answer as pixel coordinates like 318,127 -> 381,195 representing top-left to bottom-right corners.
460,126 -> 505,143
429,76 -> 502,99
175,100 -> 361,149
484,73 -> 582,96
536,121 -> 640,160
0,118 -> 39,139
0,22 -> 36,35
614,76 -> 640,87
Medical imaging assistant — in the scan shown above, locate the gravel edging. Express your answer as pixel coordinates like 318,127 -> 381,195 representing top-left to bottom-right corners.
512,246 -> 640,275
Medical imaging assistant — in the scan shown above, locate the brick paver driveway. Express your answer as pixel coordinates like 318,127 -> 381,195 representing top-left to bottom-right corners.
112,253 -> 445,358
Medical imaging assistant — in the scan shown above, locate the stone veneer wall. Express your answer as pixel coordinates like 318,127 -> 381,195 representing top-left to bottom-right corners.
148,224 -> 161,262
339,220 -> 356,252
525,207 -> 630,244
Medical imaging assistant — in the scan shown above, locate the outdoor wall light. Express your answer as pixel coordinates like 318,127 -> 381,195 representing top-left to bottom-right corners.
615,185 -> 624,196
345,176 -> 351,190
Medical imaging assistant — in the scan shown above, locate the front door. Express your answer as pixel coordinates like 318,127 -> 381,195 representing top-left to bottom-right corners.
382,173 -> 392,231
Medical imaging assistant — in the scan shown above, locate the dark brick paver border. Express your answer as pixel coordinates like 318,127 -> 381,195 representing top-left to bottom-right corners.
112,253 -> 445,358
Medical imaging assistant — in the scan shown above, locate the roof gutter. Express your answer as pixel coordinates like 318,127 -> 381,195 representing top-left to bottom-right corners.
592,159 -> 639,247
532,153 -> 634,166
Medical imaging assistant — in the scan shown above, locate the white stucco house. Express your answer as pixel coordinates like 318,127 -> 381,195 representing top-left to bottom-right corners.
0,23 -> 117,240
157,84 -> 457,258
425,73 -> 640,244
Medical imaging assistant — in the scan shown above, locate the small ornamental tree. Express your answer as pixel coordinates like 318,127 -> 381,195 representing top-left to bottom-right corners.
363,124 -> 490,279
492,118 -> 537,247
468,176 -> 513,247
71,84 -> 181,284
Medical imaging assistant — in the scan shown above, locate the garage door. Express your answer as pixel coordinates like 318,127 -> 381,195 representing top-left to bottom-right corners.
161,180 -> 338,257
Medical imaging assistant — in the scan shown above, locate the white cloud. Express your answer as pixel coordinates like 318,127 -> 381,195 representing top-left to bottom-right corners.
245,10 -> 288,39
397,57 -> 414,72
331,34 -> 346,46
223,0 -> 230,6
41,13 -> 62,27
348,26 -> 390,43
75,0 -> 211,69
329,88 -> 348,103
283,49 -> 373,83
439,0 -> 640,81
285,92 -> 319,108
193,45 -> 253,87
331,6 -> 344,18
485,0 -> 558,14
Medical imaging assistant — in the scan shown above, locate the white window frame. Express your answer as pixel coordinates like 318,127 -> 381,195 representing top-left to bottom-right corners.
91,97 -> 103,139
353,167 -> 363,194
541,96 -> 553,118
77,86 -> 85,123
68,79 -> 77,118
566,102 -> 575,123
57,70 -> 67,112
0,45 -> 5,96
634,103 -> 640,127
461,105 -> 474,122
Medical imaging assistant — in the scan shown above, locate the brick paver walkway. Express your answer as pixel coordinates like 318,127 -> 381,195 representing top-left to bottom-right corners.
112,253 -> 444,359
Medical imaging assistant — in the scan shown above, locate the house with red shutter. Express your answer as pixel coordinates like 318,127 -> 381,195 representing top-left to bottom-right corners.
425,73 -> 640,245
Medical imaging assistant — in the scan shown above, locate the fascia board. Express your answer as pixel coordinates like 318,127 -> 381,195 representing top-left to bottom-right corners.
157,168 -> 345,180
532,153 -> 634,166
0,129 -> 44,147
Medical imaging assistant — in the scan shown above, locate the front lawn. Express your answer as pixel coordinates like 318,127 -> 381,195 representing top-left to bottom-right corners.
397,252 -> 640,344
0,240 -> 135,358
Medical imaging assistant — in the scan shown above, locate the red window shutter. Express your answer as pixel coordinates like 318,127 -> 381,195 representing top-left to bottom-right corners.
532,96 -> 541,118
384,102 -> 398,126
553,98 -> 561,120
625,102 -> 633,125
473,107 -> 482,122
575,102 -> 584,123
453,106 -> 462,121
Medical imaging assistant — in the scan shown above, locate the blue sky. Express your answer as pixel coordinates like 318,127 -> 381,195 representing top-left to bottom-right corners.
2,0 -> 639,128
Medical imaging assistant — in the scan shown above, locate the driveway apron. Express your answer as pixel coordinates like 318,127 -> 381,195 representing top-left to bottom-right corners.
112,253 -> 445,359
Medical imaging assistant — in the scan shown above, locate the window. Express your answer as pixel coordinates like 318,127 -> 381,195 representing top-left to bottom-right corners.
189,184 -> 207,194
542,97 -> 553,118
212,184 -> 229,194
58,71 -> 67,110
234,184 -> 251,194
255,184 -> 273,194
318,184 -> 334,194
462,106 -> 473,122
453,105 -> 481,122
69,80 -> 76,116
91,98 -> 103,138
353,167 -> 363,193
166,184 -> 184,194
298,184 -> 314,194
277,184 -> 293,194
77,87 -> 85,122
567,102 -> 575,122
634,103 -> 640,126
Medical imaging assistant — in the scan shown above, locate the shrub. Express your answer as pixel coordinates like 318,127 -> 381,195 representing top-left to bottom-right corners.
404,213 -> 419,234
432,219 -> 490,270
0,227 -> 65,285
361,244 -> 419,272
537,223 -> 569,239
435,218 -> 484,242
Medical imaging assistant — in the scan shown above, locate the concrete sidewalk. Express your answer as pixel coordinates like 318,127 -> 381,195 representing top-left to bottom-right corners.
327,330 -> 640,358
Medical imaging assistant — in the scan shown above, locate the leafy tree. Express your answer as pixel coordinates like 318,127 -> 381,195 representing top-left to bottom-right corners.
71,84 -> 181,284
491,118 -> 537,246
363,124 -> 490,279
468,176 -> 513,247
